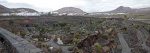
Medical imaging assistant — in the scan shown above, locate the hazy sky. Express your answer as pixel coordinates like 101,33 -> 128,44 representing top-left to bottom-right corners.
0,0 -> 150,12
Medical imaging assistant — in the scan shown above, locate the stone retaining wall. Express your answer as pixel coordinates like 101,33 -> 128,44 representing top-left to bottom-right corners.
0,28 -> 41,53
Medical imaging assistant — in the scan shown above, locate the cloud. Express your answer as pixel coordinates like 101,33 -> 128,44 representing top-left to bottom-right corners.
0,0 -> 53,12
1,0 -> 150,12
82,0 -> 150,12
0,0 -> 7,3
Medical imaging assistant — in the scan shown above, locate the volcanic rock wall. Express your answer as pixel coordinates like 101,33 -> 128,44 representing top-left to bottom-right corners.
0,27 -> 41,53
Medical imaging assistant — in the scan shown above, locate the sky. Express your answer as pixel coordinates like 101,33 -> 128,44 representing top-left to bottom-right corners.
0,0 -> 150,12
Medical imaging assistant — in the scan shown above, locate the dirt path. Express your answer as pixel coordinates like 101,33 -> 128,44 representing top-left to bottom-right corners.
43,35 -> 60,48
43,35 -> 72,53
118,33 -> 131,53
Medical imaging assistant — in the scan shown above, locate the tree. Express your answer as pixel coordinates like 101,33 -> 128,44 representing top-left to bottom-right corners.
48,12 -> 52,16
9,19 -> 14,26
53,23 -> 59,27
124,15 -> 127,18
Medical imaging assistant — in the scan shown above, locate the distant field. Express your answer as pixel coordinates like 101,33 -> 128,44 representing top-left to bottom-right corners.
127,14 -> 150,18
141,21 -> 150,24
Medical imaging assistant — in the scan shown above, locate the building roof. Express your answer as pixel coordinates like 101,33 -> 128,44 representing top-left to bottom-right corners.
21,17 -> 31,24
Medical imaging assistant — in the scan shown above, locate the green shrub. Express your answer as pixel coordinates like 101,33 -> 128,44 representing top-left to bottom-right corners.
94,42 -> 102,53
74,47 -> 79,53
120,26 -> 127,30
58,22 -> 67,27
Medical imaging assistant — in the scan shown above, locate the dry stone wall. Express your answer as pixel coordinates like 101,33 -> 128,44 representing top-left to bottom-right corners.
0,27 -> 41,53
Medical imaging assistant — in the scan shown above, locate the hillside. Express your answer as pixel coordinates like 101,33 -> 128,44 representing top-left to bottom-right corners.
54,7 -> 85,13
135,7 -> 150,13
0,4 -> 37,13
11,8 -> 37,13
107,6 -> 150,13
0,4 -> 11,13
107,6 -> 135,13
